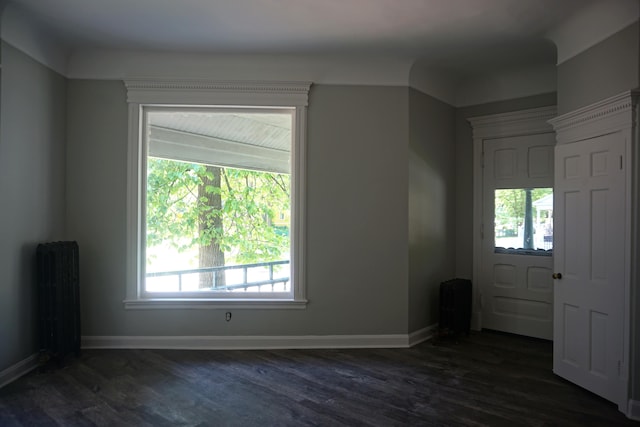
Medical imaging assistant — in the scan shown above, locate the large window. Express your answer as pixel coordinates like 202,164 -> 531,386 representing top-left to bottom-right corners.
145,108 -> 293,293
124,81 -> 310,308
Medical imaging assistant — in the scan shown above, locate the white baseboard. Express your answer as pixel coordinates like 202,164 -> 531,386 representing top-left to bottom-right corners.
0,329 -> 434,388
83,329 -> 437,351
0,353 -> 40,389
628,399 -> 640,420
408,324 -> 438,346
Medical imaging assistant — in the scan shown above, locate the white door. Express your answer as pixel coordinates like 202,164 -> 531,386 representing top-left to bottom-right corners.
481,133 -> 555,339
553,133 -> 625,404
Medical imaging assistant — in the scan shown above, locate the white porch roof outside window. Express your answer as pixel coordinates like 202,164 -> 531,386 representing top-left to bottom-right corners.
148,110 -> 292,173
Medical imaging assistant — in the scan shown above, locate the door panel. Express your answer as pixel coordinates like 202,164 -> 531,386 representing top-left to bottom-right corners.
528,145 -> 553,177
494,148 -> 517,179
563,191 -> 581,277
553,133 -> 625,404
527,266 -> 552,291
481,133 -> 555,339
561,303 -> 581,366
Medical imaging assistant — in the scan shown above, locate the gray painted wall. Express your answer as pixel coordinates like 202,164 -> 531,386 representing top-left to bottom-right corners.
66,82 -> 410,337
0,42 -> 66,371
453,92 -> 557,280
408,88 -> 456,332
557,21 -> 639,115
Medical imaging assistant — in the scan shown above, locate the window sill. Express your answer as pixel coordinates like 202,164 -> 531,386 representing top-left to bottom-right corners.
494,247 -> 552,257
123,298 -> 308,310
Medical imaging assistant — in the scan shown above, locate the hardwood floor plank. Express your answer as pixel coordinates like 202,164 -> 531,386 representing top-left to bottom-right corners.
0,388 -> 58,427
0,331 -> 636,426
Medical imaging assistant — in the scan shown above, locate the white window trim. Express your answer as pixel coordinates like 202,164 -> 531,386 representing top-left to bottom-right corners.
123,80 -> 311,309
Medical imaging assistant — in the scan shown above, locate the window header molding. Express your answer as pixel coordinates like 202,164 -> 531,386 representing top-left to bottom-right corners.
124,79 -> 312,106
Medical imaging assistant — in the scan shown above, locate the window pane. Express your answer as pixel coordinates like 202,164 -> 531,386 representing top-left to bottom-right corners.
494,188 -> 553,252
144,109 -> 292,293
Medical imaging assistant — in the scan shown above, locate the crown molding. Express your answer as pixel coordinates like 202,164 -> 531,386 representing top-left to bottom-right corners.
408,61 -> 457,106
468,105 -> 557,140
1,4 -> 68,75
549,90 -> 639,144
546,1 -> 639,65
456,65 -> 557,108
69,49 -> 414,86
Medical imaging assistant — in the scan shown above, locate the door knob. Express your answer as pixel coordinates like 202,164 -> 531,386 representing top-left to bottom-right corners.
552,273 -> 562,280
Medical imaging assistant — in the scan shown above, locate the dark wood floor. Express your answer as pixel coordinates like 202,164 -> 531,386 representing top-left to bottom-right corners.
0,331 -> 636,426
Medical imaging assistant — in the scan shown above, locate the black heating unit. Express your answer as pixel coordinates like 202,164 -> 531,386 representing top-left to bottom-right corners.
37,241 -> 80,362
439,278 -> 472,336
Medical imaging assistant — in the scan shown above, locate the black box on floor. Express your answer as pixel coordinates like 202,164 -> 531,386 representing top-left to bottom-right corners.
439,278 -> 471,336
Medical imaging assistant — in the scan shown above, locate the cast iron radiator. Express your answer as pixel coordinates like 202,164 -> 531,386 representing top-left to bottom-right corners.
439,278 -> 471,336
37,241 -> 80,361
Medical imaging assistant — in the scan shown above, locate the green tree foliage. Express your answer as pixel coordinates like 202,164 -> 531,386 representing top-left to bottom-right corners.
146,157 -> 290,269
494,188 -> 552,232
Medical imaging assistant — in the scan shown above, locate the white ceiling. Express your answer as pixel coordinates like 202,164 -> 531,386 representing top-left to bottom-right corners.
8,0 -> 597,76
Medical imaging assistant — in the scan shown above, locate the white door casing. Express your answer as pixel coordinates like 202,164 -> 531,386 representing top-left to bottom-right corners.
469,106 -> 557,335
481,134 -> 555,339
549,91 -> 639,415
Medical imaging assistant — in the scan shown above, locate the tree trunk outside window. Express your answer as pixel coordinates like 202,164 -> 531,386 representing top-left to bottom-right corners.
198,165 -> 226,288
523,188 -> 534,249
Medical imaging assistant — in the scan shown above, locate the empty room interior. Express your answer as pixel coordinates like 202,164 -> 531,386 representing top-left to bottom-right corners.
1,0 -> 640,425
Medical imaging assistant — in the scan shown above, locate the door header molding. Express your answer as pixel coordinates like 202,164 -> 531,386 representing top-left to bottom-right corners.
468,105 -> 557,140
549,90 -> 639,144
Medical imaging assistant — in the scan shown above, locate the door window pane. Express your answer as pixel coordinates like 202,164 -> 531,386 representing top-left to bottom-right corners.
494,188 -> 553,253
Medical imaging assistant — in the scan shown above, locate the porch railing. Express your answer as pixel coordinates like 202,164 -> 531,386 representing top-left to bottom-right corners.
146,260 -> 290,292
